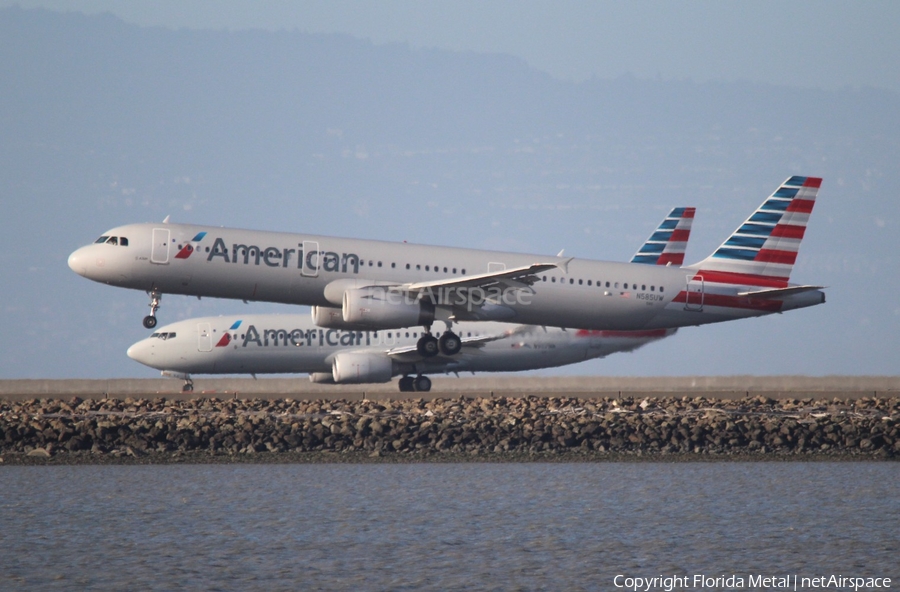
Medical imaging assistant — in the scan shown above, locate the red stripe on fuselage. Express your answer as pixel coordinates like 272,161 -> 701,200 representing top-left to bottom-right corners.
576,329 -> 669,338
691,270 -> 788,288
672,291 -> 784,312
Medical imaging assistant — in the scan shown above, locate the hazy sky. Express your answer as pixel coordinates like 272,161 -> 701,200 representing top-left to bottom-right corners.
6,0 -> 900,93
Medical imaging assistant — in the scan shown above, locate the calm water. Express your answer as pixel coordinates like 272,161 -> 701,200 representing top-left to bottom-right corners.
1,463 -> 898,591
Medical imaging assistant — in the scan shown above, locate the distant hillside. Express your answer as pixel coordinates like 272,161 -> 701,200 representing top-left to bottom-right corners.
1,6 -> 898,379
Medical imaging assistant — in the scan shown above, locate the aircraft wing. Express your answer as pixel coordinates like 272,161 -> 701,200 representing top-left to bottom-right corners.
403,260 -> 572,294
384,326 -> 527,362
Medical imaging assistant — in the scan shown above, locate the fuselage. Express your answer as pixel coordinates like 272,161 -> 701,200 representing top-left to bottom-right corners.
69,222 -> 824,331
126,315 -> 675,378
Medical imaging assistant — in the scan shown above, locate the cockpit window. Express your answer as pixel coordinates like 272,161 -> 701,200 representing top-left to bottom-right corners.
107,237 -> 118,245
152,332 -> 176,340
95,236 -> 109,244
120,237 -> 128,246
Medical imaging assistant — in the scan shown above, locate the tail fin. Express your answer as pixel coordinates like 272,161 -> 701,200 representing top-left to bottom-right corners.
686,176 -> 821,287
631,207 -> 696,266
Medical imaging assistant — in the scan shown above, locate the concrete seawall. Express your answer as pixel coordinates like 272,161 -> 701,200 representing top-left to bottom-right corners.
2,376 -> 898,401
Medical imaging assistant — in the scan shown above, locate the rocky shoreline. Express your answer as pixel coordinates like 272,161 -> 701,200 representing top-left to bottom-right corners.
1,395 -> 898,464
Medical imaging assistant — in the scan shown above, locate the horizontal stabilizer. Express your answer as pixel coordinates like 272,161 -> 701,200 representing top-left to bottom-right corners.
737,285 -> 824,299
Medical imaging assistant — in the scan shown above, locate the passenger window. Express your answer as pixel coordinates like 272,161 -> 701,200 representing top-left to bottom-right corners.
416,265 -> 421,270
443,267 -> 447,272
406,264 -> 410,270
453,268 -> 457,274
578,279 -> 583,285
462,269 -> 466,274
426,265 -> 430,271
642,285 -> 646,291
377,261 -> 382,267
606,282 -> 610,288
615,282 -> 619,288
120,237 -> 129,246
651,286 -> 655,291
587,280 -> 591,286
660,286 -> 664,292
391,263 -> 395,268
551,277 -> 556,283
569,278 -> 574,284
94,236 -> 109,244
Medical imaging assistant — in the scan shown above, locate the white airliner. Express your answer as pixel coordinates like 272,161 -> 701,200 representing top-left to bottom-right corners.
126,209 -> 694,393
69,176 -> 824,359
127,316 -> 677,392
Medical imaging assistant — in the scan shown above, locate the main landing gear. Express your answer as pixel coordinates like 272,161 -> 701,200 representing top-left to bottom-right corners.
181,378 -> 194,393
399,375 -> 432,392
143,289 -> 162,329
415,324 -> 462,358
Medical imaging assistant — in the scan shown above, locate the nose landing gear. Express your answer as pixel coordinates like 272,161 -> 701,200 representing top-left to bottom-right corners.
143,289 -> 162,329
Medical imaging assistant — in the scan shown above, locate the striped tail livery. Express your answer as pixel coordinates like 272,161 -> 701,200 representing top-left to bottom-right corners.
631,207 -> 696,266
676,176 -> 825,317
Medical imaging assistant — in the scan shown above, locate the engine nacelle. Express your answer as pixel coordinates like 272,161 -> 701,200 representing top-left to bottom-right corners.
331,352 -> 393,384
309,372 -> 335,384
311,305 -> 363,330
342,287 -> 435,329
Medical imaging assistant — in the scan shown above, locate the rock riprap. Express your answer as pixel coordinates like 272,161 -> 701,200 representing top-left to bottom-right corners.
1,396 -> 897,461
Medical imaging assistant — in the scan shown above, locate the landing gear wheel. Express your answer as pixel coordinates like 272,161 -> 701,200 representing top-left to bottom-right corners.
413,375 -> 432,392
182,382 -> 194,393
416,334 -> 439,358
398,376 -> 414,392
438,331 -> 462,356
144,289 -> 162,329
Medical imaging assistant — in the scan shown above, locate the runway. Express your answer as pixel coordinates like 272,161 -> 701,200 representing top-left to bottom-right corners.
1,376 -> 897,401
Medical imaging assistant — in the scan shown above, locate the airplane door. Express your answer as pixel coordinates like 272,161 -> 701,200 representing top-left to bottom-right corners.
198,322 -> 212,352
302,241 -> 319,277
151,228 -> 171,264
685,275 -> 704,311
488,261 -> 506,273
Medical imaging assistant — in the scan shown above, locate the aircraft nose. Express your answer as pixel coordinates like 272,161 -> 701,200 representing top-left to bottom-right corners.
126,340 -> 154,365
67,247 -> 87,276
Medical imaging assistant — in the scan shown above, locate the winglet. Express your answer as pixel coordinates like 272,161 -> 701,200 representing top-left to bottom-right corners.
162,215 -> 171,224
557,256 -> 574,274
556,249 -> 565,257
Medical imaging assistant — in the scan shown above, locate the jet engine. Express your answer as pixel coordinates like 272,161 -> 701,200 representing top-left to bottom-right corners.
342,287 -> 435,329
331,352 -> 393,384
311,305 -> 364,329
308,372 -> 335,384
